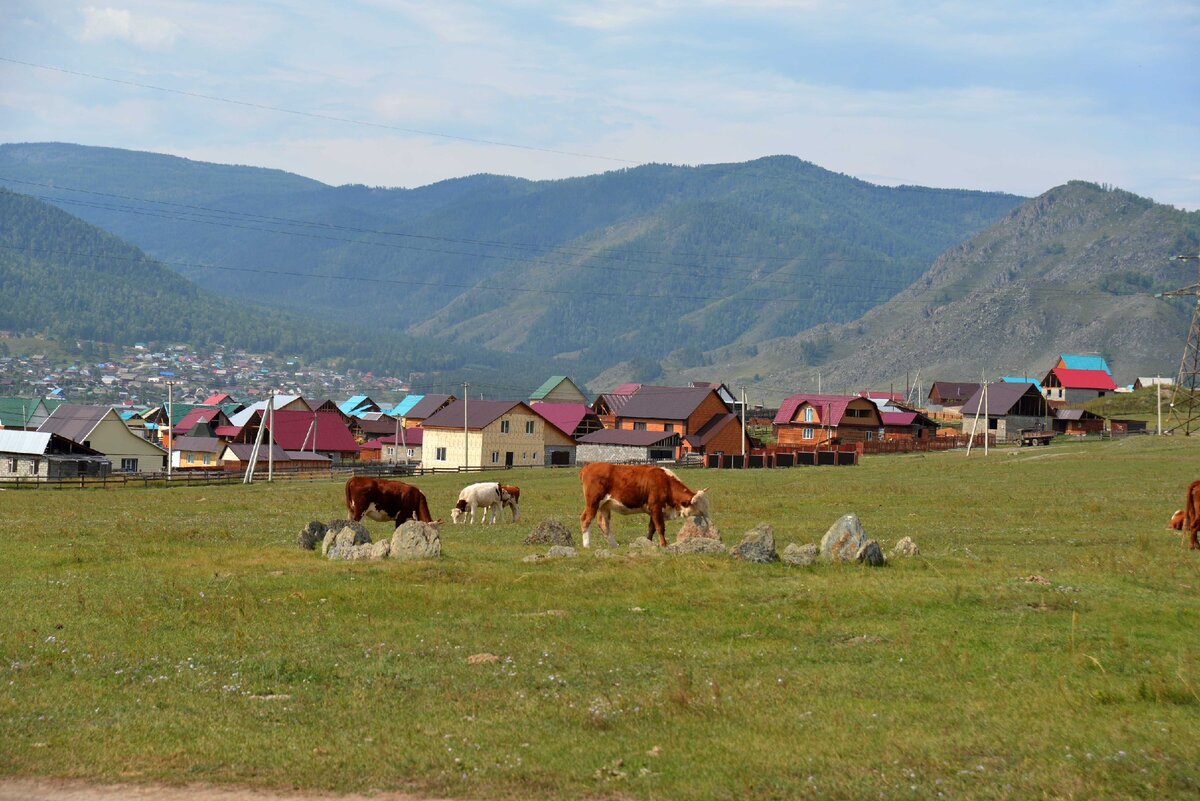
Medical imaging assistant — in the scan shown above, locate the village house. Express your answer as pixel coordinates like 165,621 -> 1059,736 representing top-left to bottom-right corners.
1040,367 -> 1118,405
1053,408 -> 1106,436
960,382 -> 1052,442
529,376 -> 589,405
773,394 -> 885,446
38,404 -> 168,473
591,383 -> 641,428
374,427 -> 423,465
925,382 -> 980,413
266,410 -> 361,463
576,428 -> 681,464
420,400 -> 546,470
530,403 -> 603,466
393,394 -> 455,428
0,430 -> 110,479
610,384 -> 747,460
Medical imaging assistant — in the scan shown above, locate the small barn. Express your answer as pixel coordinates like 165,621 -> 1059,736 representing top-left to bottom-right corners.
0,430 -> 109,479
576,429 -> 681,464
1052,409 -> 1106,436
926,382 -> 980,412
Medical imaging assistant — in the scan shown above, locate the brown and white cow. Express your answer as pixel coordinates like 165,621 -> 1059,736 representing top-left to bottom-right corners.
578,462 -> 709,548
1179,480 -> 1200,549
451,482 -> 512,524
500,484 -> 521,522
345,476 -> 437,527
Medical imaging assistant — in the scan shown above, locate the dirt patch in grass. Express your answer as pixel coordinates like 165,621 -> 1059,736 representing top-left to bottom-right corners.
0,777 -> 458,801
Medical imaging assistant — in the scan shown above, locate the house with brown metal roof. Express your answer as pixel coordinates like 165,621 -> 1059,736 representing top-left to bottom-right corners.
960,382 -> 1052,442
402,394 -> 455,427
576,428 -> 682,464
420,399 -> 547,470
926,382 -> 980,412
38,404 -> 167,473
773,394 -> 884,447
610,385 -> 747,459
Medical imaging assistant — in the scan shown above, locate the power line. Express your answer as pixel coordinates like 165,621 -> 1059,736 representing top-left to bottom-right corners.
0,56 -> 636,165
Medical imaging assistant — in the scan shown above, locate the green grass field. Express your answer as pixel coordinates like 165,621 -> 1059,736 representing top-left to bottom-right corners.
3,438 -> 1199,800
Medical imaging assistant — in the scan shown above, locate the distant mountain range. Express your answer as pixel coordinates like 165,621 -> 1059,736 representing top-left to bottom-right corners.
2,142 -> 1196,400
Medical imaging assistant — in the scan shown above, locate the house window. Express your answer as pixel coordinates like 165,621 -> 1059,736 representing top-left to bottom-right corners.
803,407 -> 814,422
436,447 -> 447,461
500,420 -> 510,433
525,420 -> 535,434
202,454 -> 210,466
633,422 -> 647,430
491,451 -> 500,464
120,458 -> 138,472
802,427 -> 814,439
31,459 -> 40,475
6,457 -> 17,473
664,423 -> 674,432
406,448 -> 414,458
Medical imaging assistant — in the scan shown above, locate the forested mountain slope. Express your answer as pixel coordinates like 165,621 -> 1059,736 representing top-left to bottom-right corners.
0,188 -> 568,386
0,143 -> 1024,374
688,182 -> 1200,399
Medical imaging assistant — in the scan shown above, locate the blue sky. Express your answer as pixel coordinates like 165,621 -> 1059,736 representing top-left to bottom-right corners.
2,1 -> 1198,208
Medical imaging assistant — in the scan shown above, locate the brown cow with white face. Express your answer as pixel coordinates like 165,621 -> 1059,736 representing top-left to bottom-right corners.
345,476 -> 437,527
578,462 -> 709,548
1179,480 -> 1200,550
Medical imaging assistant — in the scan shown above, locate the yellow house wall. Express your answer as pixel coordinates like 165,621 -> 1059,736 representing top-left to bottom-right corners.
87,413 -> 167,471
422,409 -> 546,469
542,383 -> 588,404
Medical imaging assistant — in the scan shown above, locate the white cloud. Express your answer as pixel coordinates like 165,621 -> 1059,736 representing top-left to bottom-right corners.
78,6 -> 179,48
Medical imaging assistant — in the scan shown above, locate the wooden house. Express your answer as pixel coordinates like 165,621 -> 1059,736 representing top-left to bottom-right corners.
591,383 -> 641,428
420,400 -> 546,470
266,410 -> 361,463
397,394 -> 455,428
1052,409 -> 1106,436
773,394 -> 884,446
926,382 -> 980,412
0,397 -> 60,431
531,403 -> 603,466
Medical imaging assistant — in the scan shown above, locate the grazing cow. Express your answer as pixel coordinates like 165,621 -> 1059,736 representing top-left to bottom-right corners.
1180,480 -> 1200,549
1169,509 -> 1184,531
451,482 -> 512,524
500,484 -> 521,522
578,462 -> 709,548
345,476 -> 436,527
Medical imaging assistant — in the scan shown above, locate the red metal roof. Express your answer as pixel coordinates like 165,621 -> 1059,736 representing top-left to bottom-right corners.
1049,368 -> 1117,391
531,402 -> 595,438
268,410 -> 360,453
774,394 -> 854,427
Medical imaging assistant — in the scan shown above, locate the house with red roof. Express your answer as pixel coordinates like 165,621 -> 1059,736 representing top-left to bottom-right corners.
530,402 -> 602,466
1040,368 -> 1118,405
773,394 -> 884,447
266,410 -> 361,463
373,427 -> 423,465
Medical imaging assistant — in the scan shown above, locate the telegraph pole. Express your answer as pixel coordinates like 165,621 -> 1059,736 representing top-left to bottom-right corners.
1158,254 -> 1200,434
166,380 -> 174,479
463,382 -> 469,469
739,385 -> 747,468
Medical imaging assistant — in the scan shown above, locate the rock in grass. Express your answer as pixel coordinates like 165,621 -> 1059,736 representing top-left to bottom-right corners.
731,523 -> 779,563
667,537 -> 728,556
781,542 -> 819,567
676,516 -> 721,543
329,540 -> 391,561
390,520 -> 441,560
855,539 -> 887,567
321,520 -> 370,556
546,545 -> 577,559
298,520 -> 326,550
820,514 -> 868,562
890,536 -> 920,558
524,518 -> 573,546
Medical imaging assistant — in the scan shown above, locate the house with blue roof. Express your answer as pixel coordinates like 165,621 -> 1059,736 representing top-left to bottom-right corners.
1001,376 -> 1044,393
1055,354 -> 1113,377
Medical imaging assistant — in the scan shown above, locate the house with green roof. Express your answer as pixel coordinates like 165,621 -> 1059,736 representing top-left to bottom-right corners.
530,376 -> 589,405
0,397 -> 59,431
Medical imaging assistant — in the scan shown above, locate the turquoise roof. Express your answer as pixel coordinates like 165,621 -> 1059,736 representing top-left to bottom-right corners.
339,395 -> 370,414
1059,354 -> 1112,375
1001,376 -> 1043,392
391,395 -> 423,417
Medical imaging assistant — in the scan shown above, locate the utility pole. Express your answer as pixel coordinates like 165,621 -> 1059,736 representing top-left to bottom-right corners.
1157,375 -> 1163,435
739,385 -> 747,468
166,380 -> 174,479
463,382 -> 469,470
267,391 -> 275,482
393,412 -> 399,466
1159,254 -> 1200,434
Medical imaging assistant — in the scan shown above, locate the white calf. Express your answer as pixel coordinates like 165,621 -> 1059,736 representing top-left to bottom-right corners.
451,482 -> 511,524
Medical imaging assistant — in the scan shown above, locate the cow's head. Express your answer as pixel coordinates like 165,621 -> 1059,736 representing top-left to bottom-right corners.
450,499 -> 468,524
1169,509 -> 1185,530
682,488 -> 710,521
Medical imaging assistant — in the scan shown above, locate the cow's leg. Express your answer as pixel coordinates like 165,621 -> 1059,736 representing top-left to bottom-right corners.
599,508 -> 617,548
580,501 -> 598,549
650,506 -> 668,547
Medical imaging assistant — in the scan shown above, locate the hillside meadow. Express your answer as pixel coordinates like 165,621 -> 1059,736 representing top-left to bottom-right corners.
2,438 -> 1199,800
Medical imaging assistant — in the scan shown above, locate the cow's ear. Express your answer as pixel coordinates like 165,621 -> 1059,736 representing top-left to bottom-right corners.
696,488 -> 709,495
